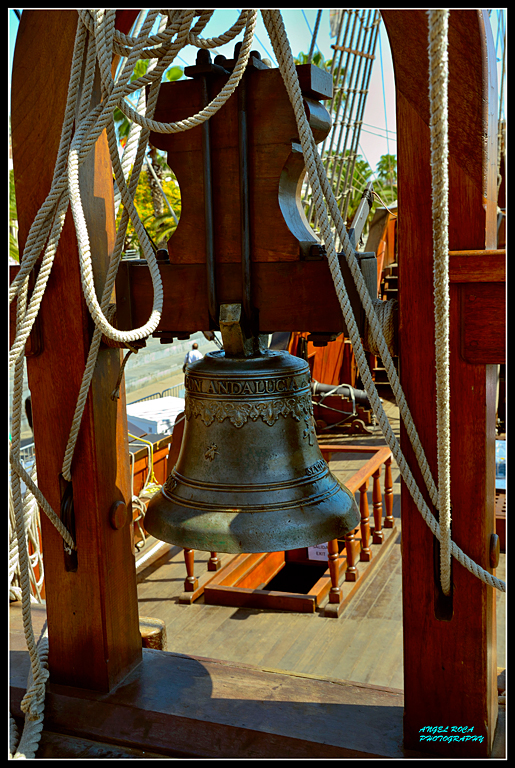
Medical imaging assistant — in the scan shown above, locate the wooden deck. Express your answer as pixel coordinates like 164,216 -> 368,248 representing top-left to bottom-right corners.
10,397 -> 506,757
135,396 -> 506,689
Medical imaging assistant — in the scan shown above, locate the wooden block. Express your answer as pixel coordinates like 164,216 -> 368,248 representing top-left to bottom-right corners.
449,250 -> 505,282
204,584 -> 317,613
236,551 -> 285,589
139,616 -> 167,651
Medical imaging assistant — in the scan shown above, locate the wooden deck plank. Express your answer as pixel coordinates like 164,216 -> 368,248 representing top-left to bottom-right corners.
181,606 -> 267,663
366,550 -> 403,620
251,613 -> 313,669
342,540 -> 401,620
302,617 -> 369,680
167,604 -> 234,656
346,618 -> 400,685
336,618 -> 394,684
272,614 -> 338,672
290,617 -> 349,676
197,610 -> 271,663
364,622 -> 404,689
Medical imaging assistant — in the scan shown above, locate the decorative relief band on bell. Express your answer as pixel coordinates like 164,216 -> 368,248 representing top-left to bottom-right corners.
184,392 -> 313,428
163,459 -> 330,497
161,477 -> 343,512
184,373 -> 310,397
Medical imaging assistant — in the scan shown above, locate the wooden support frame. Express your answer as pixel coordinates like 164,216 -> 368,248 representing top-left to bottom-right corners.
11,9 -> 142,692
382,9 -> 500,757
10,8 -> 503,758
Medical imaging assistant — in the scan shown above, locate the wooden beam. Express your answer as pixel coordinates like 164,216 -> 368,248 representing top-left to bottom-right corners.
116,259 -> 353,335
449,250 -> 505,282
331,44 -> 375,60
11,9 -> 142,691
10,646 -> 417,758
382,9 -> 499,756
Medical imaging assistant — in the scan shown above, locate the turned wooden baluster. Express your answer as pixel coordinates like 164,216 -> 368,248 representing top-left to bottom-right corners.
372,466 -> 384,544
327,538 -> 342,603
383,456 -> 395,528
345,527 -> 360,582
359,479 -> 372,562
183,548 -> 198,592
208,552 -> 221,571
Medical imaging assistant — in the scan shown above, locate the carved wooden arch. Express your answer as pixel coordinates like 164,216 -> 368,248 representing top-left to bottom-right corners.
10,9 -> 501,758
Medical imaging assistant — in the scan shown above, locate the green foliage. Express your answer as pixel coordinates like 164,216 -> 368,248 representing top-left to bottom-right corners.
113,59 -> 184,253
117,166 -> 181,253
294,50 -> 331,71
9,170 -> 19,262
294,49 -> 397,235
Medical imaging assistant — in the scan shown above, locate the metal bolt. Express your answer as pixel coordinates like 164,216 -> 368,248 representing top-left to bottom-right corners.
110,500 -> 128,530
490,533 -> 500,568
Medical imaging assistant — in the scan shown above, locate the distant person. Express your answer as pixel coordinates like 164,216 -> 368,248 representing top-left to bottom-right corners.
183,342 -> 203,373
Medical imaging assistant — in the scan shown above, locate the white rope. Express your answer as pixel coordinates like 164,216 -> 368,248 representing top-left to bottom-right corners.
8,11 -> 260,755
428,9 -> 451,595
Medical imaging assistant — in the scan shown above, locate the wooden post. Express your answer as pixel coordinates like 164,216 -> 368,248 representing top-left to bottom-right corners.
371,468 -> 384,545
344,528 -> 360,582
383,456 -> 395,528
183,549 -> 199,592
11,9 -> 142,691
382,10 -> 499,756
208,552 -> 222,571
359,480 -> 372,561
327,539 -> 342,604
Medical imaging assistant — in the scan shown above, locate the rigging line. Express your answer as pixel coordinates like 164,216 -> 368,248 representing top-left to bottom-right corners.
378,23 -> 394,199
307,9 -> 323,62
357,143 -> 374,173
301,9 -> 313,38
362,121 -> 397,136
360,127 -> 398,142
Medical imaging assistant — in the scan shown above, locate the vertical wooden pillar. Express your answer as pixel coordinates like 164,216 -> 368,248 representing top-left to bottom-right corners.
382,10 -> 498,756
12,10 -> 142,691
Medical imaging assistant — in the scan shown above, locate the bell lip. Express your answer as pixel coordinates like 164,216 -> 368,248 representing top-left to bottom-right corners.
145,489 -> 360,554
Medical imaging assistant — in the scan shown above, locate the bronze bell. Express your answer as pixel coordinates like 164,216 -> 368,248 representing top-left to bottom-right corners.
145,307 -> 360,554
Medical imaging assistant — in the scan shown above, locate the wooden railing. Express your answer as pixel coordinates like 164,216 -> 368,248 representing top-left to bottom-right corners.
193,444 -> 397,616
319,445 -> 394,616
